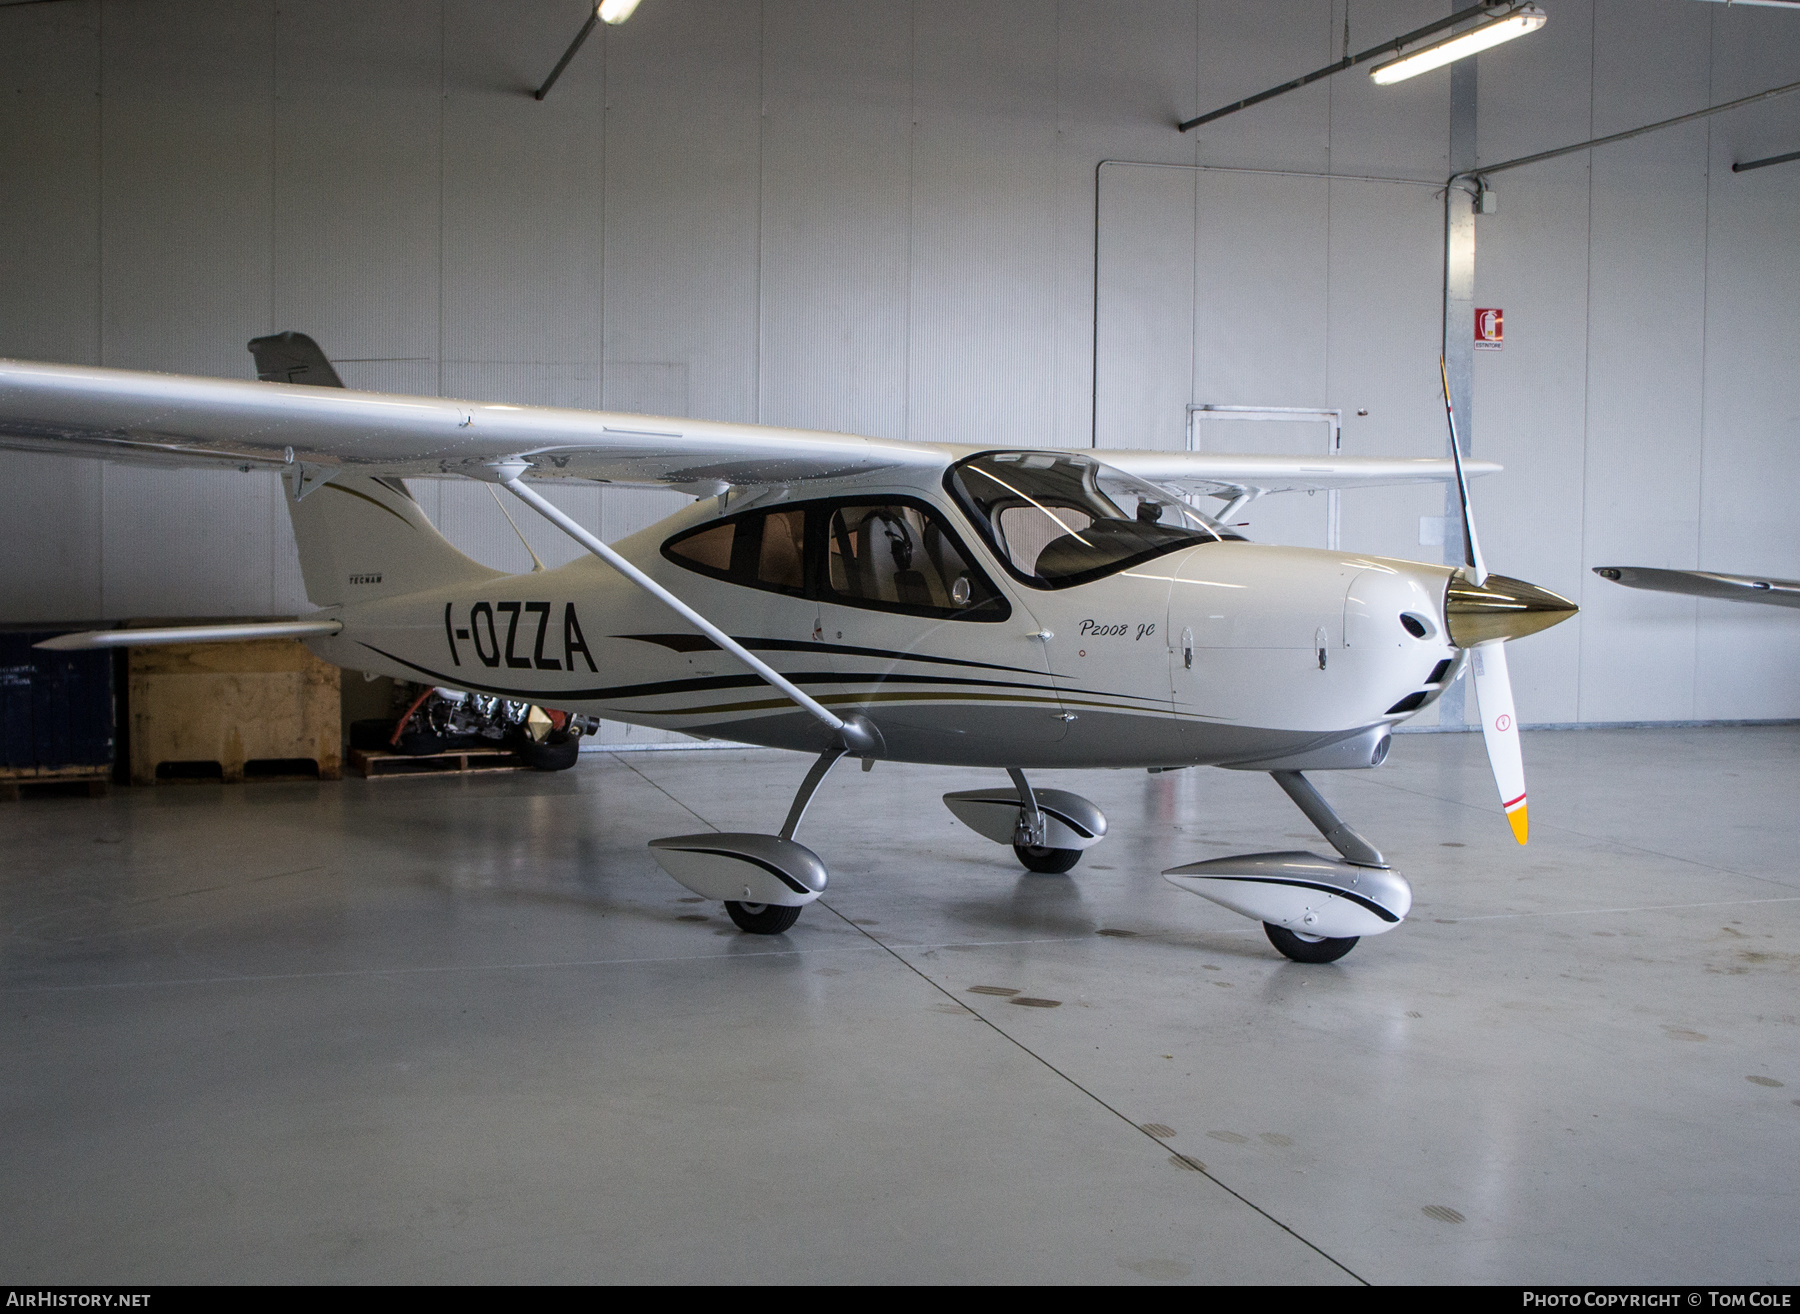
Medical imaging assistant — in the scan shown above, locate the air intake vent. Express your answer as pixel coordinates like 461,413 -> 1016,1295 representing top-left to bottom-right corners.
1386,691 -> 1429,715
1400,613 -> 1428,639
1426,659 -> 1453,685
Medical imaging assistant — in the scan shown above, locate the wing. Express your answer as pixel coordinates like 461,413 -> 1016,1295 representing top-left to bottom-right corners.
1593,566 -> 1800,610
0,358 -> 947,491
1098,451 -> 1502,500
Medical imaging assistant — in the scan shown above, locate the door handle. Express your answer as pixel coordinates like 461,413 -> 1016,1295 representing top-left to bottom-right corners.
1181,627 -> 1193,670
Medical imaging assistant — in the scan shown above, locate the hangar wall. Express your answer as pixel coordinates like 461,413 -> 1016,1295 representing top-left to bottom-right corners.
1,0 -> 1796,727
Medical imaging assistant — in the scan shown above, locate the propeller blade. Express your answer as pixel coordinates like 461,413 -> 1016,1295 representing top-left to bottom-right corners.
1470,639 -> 1527,844
1438,356 -> 1488,586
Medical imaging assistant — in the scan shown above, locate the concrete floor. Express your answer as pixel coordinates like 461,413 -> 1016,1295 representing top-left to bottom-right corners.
3,726 -> 1797,1284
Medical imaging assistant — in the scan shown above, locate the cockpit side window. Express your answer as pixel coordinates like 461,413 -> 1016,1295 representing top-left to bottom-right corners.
946,450 -> 1238,590
661,497 -> 1008,620
822,501 -> 1008,620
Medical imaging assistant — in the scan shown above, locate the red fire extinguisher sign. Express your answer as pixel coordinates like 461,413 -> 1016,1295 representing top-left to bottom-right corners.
1475,307 -> 1504,350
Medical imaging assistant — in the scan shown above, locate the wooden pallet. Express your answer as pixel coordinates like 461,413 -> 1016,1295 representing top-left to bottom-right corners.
350,745 -> 528,779
0,764 -> 112,801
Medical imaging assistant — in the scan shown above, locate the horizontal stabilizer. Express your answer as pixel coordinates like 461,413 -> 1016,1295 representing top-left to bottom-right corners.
35,620 -> 343,651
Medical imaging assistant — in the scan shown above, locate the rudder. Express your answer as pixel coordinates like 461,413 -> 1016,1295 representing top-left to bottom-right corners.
285,473 -> 502,608
250,330 -> 502,608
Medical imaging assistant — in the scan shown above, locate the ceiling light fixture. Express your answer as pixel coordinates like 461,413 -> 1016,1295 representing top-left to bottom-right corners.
599,0 -> 642,23
1370,4 -> 1547,86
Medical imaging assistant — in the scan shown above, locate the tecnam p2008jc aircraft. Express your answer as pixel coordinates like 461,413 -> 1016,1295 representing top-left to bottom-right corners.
0,335 -> 1576,963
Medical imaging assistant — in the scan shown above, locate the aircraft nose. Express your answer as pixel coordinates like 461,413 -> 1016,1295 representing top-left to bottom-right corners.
1444,572 -> 1578,647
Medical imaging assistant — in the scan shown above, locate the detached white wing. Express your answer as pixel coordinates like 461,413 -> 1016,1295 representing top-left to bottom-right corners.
1099,451 -> 1502,499
1593,566 -> 1800,610
0,358 -> 946,489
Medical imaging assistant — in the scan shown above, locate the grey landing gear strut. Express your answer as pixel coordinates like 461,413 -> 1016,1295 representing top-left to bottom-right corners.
942,769 -> 1108,874
486,460 -> 886,937
1162,769 -> 1414,964
649,722 -> 880,935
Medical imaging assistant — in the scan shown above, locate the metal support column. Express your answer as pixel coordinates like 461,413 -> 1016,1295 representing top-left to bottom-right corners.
1439,47 -> 1478,729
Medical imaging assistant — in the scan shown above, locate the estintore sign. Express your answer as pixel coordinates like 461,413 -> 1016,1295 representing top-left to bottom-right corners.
1475,307 -> 1504,351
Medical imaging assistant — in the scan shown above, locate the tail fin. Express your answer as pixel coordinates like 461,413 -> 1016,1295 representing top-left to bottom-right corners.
285,473 -> 503,607
250,331 -> 501,607
248,331 -> 346,388
252,333 -> 500,608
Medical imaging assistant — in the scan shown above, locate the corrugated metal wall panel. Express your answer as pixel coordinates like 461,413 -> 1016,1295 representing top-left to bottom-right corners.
1192,0 -> 1330,174
908,0 -> 1059,449
0,454 -> 105,622
1575,0 -> 1715,723
0,1 -> 101,366
1049,0 -> 1199,451
1093,165 -> 1195,452
1472,2 -> 1596,728
601,0 -> 760,425
1693,12 -> 1800,721
100,465 -> 280,617
98,0 -> 273,378
440,0 -> 604,413
0,3 -> 106,622
1322,177 -> 1451,563
271,0 -> 442,400
757,0 -> 911,440
1321,0 -> 1450,181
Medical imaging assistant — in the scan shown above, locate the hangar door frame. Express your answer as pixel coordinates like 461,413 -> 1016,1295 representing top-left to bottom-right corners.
1187,403 -> 1343,549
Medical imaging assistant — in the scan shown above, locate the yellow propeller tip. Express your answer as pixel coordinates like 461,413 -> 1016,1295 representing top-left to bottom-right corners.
1507,805 -> 1529,845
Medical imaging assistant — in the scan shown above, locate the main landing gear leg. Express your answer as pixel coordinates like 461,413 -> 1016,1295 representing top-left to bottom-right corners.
941,773 -> 1107,870
1269,769 -> 1386,869
651,735 -> 875,936
1162,769 -> 1413,962
1008,768 -> 1083,874
1262,770 -> 1386,962
718,746 -> 846,934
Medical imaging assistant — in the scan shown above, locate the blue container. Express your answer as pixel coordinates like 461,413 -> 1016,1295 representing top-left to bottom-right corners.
0,633 -> 116,770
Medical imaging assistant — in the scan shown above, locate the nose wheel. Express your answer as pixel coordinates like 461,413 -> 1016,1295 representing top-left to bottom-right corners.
726,901 -> 802,935
1264,922 -> 1358,963
1014,843 -> 1082,874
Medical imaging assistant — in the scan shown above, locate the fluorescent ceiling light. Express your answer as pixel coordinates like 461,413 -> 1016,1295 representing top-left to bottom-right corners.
599,0 -> 641,24
1370,4 -> 1547,85
1692,1 -> 1800,9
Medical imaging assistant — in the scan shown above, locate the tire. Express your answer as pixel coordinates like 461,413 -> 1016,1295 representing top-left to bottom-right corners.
390,730 -> 449,757
725,901 -> 803,935
1014,843 -> 1082,874
1264,922 -> 1359,964
521,730 -> 581,772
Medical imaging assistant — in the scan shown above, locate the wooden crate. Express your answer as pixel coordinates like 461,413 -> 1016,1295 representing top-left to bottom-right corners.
129,639 -> 341,785
0,763 -> 111,801
350,745 -> 527,779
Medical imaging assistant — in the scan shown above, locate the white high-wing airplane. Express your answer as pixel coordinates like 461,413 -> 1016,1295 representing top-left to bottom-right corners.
0,335 -> 1576,962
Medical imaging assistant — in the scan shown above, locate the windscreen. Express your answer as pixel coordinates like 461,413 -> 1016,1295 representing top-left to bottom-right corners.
947,451 -> 1239,590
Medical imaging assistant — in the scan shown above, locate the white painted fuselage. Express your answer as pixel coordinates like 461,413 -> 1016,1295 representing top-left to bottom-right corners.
306,476 -> 1461,770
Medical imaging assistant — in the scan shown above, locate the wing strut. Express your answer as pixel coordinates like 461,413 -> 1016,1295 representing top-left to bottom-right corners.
487,462 -> 878,753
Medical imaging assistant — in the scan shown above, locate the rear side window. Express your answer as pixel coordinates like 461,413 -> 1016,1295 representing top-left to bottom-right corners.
666,521 -> 734,575
663,498 -> 1007,621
